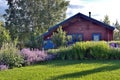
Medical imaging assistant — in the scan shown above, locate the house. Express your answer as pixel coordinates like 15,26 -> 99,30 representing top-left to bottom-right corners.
41,12 -> 115,49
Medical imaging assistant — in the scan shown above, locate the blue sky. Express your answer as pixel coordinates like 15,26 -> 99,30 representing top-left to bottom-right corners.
0,0 -> 120,24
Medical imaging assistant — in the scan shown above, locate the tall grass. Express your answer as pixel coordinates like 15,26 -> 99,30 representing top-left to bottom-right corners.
48,41 -> 120,60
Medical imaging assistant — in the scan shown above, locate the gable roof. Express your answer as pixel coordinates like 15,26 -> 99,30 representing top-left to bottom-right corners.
40,12 -> 115,39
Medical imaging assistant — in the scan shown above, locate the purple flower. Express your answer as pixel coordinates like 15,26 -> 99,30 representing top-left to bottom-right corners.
20,48 -> 53,65
0,65 -> 8,70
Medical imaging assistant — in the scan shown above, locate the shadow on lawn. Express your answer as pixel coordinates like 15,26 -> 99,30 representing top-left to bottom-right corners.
50,64 -> 120,80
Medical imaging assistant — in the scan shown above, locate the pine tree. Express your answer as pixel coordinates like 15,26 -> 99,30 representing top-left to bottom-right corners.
51,26 -> 67,48
103,15 -> 110,25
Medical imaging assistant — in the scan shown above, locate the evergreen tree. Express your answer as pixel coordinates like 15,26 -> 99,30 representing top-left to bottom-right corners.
51,26 -> 67,48
103,15 -> 110,25
3,0 -> 69,42
114,20 -> 120,29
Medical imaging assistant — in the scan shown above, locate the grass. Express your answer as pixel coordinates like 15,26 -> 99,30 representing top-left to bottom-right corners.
0,60 -> 120,80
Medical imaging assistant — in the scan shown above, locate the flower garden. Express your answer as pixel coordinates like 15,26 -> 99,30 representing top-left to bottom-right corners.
0,41 -> 120,71
0,43 -> 55,70
0,41 -> 120,79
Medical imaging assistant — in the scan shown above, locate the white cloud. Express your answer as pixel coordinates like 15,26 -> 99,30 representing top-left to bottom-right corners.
0,0 -> 120,24
0,0 -> 8,14
67,0 -> 120,24
0,0 -> 7,7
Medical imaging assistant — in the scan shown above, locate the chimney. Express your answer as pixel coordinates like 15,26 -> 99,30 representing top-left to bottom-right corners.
89,12 -> 91,17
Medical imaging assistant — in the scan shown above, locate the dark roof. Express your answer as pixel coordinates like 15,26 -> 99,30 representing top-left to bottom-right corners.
40,12 -> 115,39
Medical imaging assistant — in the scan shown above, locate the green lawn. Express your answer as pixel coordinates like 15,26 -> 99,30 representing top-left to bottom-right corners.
0,60 -> 120,80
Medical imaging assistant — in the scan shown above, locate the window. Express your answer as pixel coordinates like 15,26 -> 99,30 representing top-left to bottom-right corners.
67,34 -> 83,44
78,35 -> 83,41
72,34 -> 83,42
92,33 -> 101,41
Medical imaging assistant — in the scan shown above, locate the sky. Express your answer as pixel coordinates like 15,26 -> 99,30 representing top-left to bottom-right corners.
0,0 -> 120,24
67,0 -> 120,24
0,0 -> 7,15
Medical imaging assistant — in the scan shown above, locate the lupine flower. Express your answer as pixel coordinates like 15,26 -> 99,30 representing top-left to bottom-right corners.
0,65 -> 8,70
20,48 -> 55,65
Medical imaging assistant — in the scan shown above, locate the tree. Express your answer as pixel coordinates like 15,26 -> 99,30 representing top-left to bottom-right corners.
103,15 -> 110,25
114,20 -> 120,29
51,26 -> 67,48
4,0 -> 69,43
0,21 -> 11,47
113,20 -> 120,40
25,31 -> 43,50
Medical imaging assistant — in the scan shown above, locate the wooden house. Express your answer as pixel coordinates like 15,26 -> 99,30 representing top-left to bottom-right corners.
41,12 -> 115,49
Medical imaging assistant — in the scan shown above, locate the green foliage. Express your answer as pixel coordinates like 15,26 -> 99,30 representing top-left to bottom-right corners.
51,27 -> 67,48
114,31 -> 120,40
103,15 -> 110,25
113,20 -> 120,40
49,41 -> 120,60
26,36 -> 43,49
25,32 -> 43,49
58,47 -> 72,60
0,42 -> 24,68
89,42 -> 110,59
0,22 -> 11,47
109,48 -> 120,59
48,48 -> 60,55
4,0 -> 69,42
109,41 -> 120,44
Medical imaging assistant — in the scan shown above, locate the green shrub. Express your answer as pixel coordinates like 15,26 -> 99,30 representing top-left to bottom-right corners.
51,27 -> 67,48
109,48 -> 120,59
48,48 -> 60,55
49,47 -> 73,60
52,41 -> 113,60
0,42 -> 24,68
89,41 -> 110,59
72,42 -> 86,60
49,41 -> 120,60
0,22 -> 11,47
57,47 -> 69,60
25,36 -> 43,50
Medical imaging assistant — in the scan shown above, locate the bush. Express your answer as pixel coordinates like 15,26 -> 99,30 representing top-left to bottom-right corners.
109,41 -> 120,48
0,43 -> 24,68
0,65 -> 8,70
0,22 -> 11,47
109,48 -> 120,59
51,27 -> 67,48
20,48 -> 54,65
50,41 -> 120,60
25,35 -> 43,50
72,42 -> 88,59
48,41 -> 120,60
89,41 -> 110,59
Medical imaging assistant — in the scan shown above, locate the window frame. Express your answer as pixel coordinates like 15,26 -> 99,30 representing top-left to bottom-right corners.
67,33 -> 84,43
92,33 -> 101,41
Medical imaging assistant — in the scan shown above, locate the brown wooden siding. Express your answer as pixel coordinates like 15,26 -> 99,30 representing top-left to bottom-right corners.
45,17 -> 113,41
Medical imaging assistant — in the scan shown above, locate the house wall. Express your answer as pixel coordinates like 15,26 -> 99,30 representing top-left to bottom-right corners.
44,17 -> 113,41
63,18 -> 113,41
